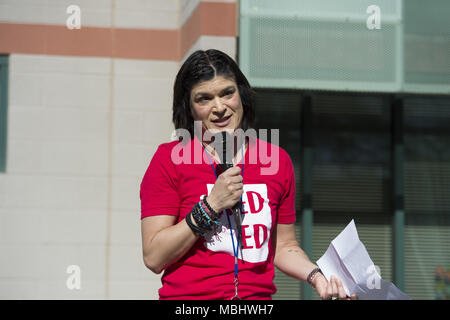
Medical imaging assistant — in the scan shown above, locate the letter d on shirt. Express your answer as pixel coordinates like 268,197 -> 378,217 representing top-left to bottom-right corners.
204,184 -> 272,263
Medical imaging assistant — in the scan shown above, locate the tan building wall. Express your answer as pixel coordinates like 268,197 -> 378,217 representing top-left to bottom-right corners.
0,0 -> 237,299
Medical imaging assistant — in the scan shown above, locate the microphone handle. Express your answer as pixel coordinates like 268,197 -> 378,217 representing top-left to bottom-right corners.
221,163 -> 241,211
221,163 -> 243,246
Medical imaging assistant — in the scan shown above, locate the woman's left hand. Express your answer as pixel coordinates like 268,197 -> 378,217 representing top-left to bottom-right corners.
313,274 -> 358,300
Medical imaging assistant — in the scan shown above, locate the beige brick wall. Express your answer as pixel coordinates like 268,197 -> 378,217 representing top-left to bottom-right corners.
0,0 -> 180,29
0,0 -> 237,299
1,53 -> 178,299
0,0 -> 112,27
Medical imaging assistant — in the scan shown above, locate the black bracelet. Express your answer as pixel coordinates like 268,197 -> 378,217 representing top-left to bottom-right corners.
307,267 -> 323,286
185,211 -> 205,236
195,203 -> 217,232
192,204 -> 213,231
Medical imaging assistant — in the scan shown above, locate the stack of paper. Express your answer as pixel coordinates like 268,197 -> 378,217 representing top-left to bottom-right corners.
316,220 -> 411,300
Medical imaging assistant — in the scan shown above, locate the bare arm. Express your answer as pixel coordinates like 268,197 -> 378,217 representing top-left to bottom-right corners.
141,215 -> 199,274
273,223 -> 353,300
273,223 -> 322,282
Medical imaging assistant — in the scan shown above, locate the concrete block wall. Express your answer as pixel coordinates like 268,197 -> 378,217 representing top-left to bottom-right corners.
2,53 -> 110,299
0,0 -> 237,299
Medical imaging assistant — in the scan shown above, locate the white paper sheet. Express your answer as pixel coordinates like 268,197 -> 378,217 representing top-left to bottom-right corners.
316,219 -> 411,300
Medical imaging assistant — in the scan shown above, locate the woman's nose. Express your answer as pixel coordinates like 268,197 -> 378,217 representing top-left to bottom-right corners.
213,96 -> 226,113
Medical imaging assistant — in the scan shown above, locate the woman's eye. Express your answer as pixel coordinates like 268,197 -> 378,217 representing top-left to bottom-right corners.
224,90 -> 234,97
197,97 -> 209,102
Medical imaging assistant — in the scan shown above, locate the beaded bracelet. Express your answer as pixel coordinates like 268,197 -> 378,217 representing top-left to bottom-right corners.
199,201 -> 218,223
192,204 -> 212,231
198,202 -> 220,230
198,201 -> 220,228
203,197 -> 220,219
186,198 -> 224,237
198,203 -> 215,229
198,201 -> 213,223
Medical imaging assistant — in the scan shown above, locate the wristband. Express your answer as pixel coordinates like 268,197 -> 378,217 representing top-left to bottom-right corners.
203,197 -> 220,219
185,211 -> 205,236
199,201 -> 220,225
192,204 -> 212,231
307,267 -> 323,287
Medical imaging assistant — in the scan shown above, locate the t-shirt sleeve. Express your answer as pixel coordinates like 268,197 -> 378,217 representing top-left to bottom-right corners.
277,149 -> 296,224
140,144 -> 180,219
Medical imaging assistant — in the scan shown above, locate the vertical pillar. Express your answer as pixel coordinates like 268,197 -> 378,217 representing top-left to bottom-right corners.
301,94 -> 313,299
0,55 -> 8,173
392,96 -> 405,290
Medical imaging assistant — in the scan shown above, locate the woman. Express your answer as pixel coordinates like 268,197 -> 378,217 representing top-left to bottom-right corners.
140,49 -> 355,300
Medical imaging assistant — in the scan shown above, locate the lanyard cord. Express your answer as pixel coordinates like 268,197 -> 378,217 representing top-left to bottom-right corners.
202,141 -> 244,299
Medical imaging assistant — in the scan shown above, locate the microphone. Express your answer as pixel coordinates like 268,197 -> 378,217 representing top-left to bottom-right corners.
219,131 -> 234,171
218,131 -> 243,246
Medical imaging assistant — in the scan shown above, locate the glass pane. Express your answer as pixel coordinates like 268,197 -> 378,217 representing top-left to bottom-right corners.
311,92 -> 392,300
404,96 -> 450,300
254,89 -> 303,299
404,0 -> 450,87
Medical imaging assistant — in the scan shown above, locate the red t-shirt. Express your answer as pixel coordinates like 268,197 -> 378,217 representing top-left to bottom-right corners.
140,135 -> 296,300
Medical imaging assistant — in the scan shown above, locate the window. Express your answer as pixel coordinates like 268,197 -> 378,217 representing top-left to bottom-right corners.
311,93 -> 392,300
404,95 -> 450,299
255,88 -> 450,300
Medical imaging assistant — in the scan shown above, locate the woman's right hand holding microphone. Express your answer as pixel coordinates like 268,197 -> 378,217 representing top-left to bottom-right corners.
206,166 -> 243,214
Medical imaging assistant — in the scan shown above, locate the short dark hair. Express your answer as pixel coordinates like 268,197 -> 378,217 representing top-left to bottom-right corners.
172,49 -> 256,138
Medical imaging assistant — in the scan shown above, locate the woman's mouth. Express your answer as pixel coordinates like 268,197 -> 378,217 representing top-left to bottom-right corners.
212,115 -> 232,127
